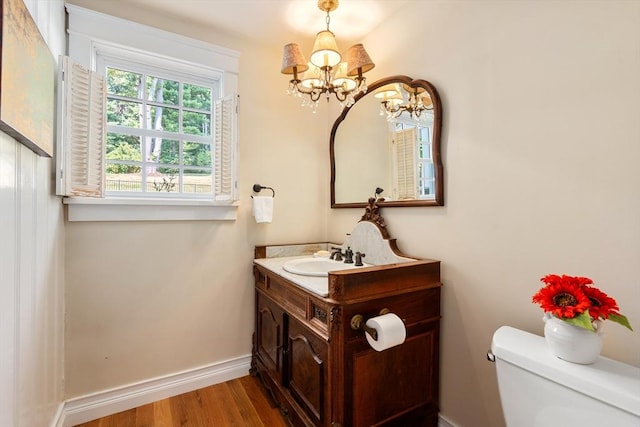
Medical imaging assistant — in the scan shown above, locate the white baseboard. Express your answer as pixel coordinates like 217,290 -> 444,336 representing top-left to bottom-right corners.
51,402 -> 66,427
439,414 -> 458,427
55,354 -> 456,427
59,354 -> 251,427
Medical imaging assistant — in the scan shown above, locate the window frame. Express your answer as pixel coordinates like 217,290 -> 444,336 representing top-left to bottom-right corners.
63,4 -> 240,222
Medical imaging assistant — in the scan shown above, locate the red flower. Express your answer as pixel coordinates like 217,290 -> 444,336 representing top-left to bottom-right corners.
532,280 -> 591,319
533,274 -> 633,331
582,285 -> 620,320
540,274 -> 593,288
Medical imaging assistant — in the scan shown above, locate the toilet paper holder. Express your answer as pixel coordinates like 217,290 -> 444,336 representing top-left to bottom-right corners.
350,308 -> 390,341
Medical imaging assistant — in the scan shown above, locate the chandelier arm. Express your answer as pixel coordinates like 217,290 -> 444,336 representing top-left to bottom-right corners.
333,88 -> 348,102
384,101 -> 402,114
309,90 -> 323,102
291,80 -> 315,95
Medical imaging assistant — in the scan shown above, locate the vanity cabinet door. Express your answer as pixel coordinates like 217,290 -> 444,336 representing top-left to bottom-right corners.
285,316 -> 329,427
256,291 -> 285,377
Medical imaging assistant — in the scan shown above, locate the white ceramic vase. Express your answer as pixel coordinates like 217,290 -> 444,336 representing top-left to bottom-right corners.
543,313 -> 603,364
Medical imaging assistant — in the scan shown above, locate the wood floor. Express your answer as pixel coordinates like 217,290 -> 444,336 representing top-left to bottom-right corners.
74,375 -> 288,427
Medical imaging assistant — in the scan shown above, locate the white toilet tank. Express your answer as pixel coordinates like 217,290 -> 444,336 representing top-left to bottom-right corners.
490,326 -> 640,427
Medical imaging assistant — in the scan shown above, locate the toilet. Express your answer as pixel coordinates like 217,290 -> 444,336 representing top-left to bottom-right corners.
490,326 -> 640,427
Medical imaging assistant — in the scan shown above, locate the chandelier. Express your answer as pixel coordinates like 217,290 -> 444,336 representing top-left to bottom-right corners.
280,0 -> 375,112
375,83 -> 433,121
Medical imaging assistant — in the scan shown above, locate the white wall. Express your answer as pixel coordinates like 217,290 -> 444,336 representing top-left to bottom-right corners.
0,1 -> 66,426
327,1 -> 640,426
59,1 -> 640,427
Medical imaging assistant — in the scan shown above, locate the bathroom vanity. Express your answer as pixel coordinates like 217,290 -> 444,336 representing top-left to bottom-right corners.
251,211 -> 442,426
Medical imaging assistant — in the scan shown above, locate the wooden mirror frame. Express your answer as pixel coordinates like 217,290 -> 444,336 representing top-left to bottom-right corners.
330,75 -> 444,208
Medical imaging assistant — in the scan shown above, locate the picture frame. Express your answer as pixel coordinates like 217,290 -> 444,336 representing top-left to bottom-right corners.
0,0 -> 56,157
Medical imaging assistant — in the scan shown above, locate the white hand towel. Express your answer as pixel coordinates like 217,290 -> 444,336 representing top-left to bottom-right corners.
252,196 -> 273,223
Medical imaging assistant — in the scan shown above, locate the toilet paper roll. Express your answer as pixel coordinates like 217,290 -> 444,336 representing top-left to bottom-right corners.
365,313 -> 406,352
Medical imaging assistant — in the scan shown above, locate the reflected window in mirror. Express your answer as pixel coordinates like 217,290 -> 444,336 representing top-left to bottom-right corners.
330,75 -> 443,208
391,117 -> 435,201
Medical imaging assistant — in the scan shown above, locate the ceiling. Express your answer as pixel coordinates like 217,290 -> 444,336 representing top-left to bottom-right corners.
118,0 -> 409,46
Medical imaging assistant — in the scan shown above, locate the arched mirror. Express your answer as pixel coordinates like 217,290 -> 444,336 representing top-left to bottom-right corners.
330,75 -> 443,208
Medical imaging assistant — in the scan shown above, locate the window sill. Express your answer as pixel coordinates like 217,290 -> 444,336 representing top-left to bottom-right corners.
63,197 -> 238,222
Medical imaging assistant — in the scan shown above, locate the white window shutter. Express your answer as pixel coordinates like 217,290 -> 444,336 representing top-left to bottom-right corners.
394,127 -> 417,200
56,56 -> 106,197
213,94 -> 238,202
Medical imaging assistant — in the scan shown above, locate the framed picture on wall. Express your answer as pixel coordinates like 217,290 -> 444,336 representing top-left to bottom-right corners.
0,0 -> 55,157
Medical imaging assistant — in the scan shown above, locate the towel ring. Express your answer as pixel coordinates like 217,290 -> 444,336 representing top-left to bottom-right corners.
252,184 -> 275,197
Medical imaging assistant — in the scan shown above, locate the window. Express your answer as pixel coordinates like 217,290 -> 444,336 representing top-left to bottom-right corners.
60,5 -> 240,221
101,57 -> 224,199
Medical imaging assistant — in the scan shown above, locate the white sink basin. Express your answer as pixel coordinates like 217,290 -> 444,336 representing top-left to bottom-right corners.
283,257 -> 367,277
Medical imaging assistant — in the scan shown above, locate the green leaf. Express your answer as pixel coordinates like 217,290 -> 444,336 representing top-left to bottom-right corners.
608,313 -> 633,331
563,312 -> 595,331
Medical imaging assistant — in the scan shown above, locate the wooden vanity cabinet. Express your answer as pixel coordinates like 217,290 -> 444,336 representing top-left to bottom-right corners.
253,268 -> 331,427
252,259 -> 441,427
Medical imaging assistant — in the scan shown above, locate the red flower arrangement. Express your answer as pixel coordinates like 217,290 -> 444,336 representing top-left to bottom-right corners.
532,274 -> 633,331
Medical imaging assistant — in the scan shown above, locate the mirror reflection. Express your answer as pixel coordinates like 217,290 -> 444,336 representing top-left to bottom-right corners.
330,75 -> 443,208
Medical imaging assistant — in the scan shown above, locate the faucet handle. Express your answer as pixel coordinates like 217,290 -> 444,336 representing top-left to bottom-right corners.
344,246 -> 354,264
355,252 -> 366,266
